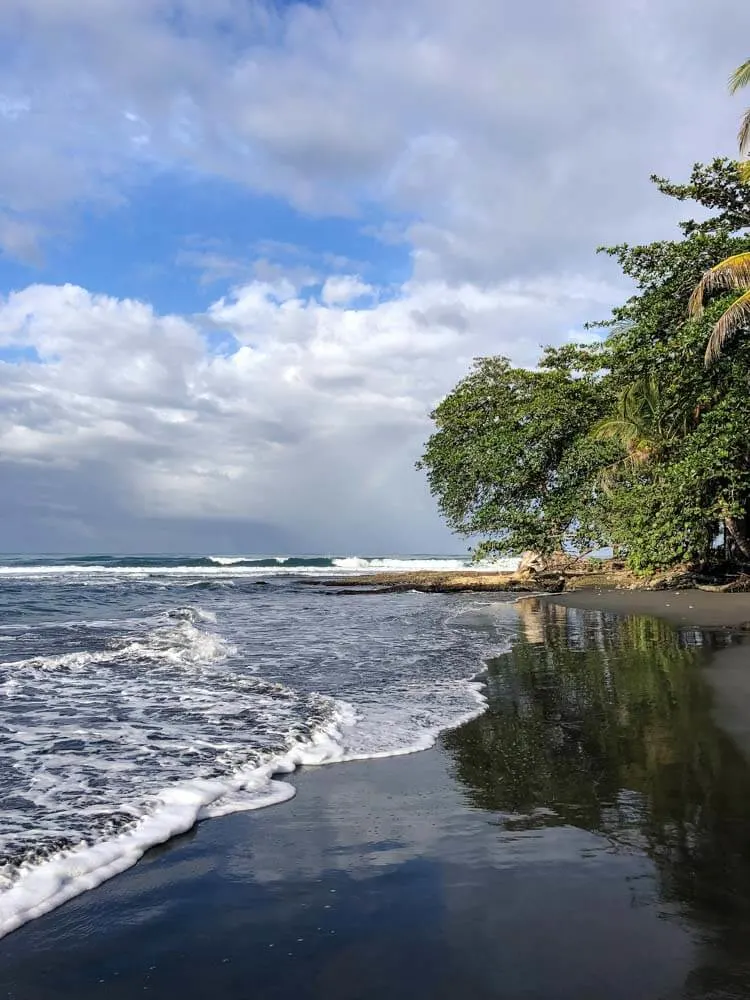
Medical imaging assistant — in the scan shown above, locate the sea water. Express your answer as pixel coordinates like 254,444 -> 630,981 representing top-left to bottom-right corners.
0,554 -> 519,936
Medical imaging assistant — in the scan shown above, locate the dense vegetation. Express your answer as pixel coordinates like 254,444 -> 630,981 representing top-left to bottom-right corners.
419,63 -> 750,574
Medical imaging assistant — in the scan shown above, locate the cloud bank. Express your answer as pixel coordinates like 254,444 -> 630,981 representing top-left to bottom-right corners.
0,0 -> 748,551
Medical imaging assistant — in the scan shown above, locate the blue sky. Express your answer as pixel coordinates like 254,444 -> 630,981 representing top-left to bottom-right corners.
0,172 -> 414,318
0,0 -> 747,553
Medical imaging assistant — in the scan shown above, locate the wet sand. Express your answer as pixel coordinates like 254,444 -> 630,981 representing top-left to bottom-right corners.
539,590 -> 750,761
5,596 -> 750,999
0,754 -> 700,1000
539,588 -> 750,630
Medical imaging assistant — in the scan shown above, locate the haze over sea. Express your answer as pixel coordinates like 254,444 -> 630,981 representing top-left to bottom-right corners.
0,553 -> 518,936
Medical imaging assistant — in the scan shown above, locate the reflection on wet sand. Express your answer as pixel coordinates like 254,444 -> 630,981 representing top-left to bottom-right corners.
444,600 -> 750,998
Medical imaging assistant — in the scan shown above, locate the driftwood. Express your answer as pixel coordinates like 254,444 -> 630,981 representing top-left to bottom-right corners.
696,573 -> 750,593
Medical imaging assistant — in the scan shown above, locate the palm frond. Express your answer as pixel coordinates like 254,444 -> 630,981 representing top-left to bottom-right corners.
705,289 -> 750,365
730,59 -> 750,94
591,415 -> 632,443
740,108 -> 750,157
740,159 -> 750,184
591,376 -> 687,489
632,378 -> 659,421
591,378 -> 671,461
689,253 -> 750,317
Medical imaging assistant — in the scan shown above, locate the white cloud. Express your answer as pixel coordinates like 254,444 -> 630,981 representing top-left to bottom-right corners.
1,0 -> 748,272
2,0 -> 750,547
0,272 -> 620,549
321,275 -> 374,306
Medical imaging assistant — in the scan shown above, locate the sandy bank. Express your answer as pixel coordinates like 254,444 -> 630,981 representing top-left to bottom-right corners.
303,570 -> 562,593
304,566 -> 636,594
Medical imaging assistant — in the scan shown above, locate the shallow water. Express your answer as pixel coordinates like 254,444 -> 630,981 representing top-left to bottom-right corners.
3,599 -> 750,999
0,561 -> 517,934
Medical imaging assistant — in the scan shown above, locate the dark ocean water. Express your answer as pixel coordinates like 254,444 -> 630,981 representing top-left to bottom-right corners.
0,554 -> 518,936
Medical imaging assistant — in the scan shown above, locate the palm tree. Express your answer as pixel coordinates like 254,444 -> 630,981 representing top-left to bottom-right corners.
591,378 -> 684,488
731,59 -> 750,182
688,252 -> 750,364
686,60 -> 750,364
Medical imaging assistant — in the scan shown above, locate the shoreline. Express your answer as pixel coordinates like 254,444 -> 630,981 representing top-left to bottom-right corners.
538,588 -> 750,630
301,570 -> 552,593
306,565 -> 750,597
300,564 -> 637,593
4,589 -> 750,997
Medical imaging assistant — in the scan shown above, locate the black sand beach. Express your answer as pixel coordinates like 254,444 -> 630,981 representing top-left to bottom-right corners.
541,590 -> 750,763
5,594 -> 750,1000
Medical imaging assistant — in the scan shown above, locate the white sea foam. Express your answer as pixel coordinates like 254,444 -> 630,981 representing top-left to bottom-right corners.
338,677 -> 489,760
0,555 -> 520,579
0,665 -> 488,937
331,556 -> 456,571
0,579 -> 517,940
2,618 -> 232,673
208,556 -> 292,566
208,556 -> 256,565
0,701 -> 357,939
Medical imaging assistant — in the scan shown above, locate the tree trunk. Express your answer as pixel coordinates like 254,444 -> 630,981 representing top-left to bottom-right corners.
517,551 -> 548,574
724,515 -> 750,561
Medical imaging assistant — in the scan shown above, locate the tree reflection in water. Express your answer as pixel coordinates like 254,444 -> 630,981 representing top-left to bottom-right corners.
441,599 -> 750,997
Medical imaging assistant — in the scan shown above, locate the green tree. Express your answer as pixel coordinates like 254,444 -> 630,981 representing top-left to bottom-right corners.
420,160 -> 750,571
417,352 -> 613,562
420,161 -> 750,571
651,158 -> 750,237
590,160 -> 750,567
682,66 -> 750,366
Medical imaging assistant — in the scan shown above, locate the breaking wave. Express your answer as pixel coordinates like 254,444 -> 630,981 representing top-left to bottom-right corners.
0,554 -> 521,579
0,571 -> 517,938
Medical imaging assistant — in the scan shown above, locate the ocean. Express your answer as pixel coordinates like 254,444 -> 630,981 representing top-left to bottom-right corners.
0,553 -> 519,937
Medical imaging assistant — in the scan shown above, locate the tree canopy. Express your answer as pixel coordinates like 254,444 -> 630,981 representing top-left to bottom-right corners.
417,353 -> 613,559
419,158 -> 750,572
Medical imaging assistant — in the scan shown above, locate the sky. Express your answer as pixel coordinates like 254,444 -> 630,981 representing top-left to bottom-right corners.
0,0 -> 748,555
